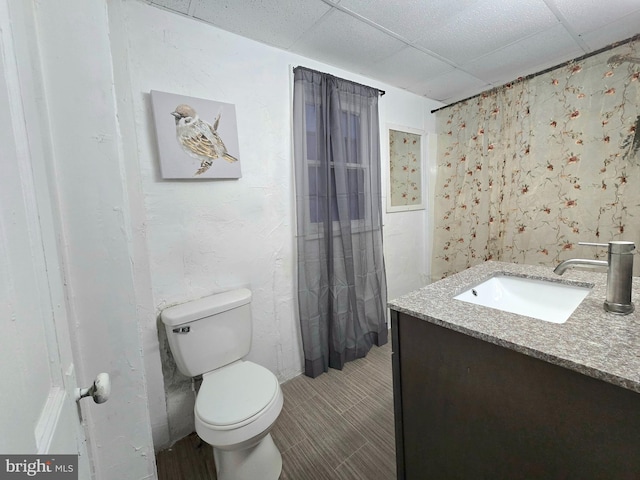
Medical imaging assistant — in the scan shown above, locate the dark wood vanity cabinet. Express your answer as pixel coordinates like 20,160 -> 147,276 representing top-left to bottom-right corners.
391,310 -> 640,480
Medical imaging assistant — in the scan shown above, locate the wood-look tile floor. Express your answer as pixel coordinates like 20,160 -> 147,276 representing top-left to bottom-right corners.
156,342 -> 396,480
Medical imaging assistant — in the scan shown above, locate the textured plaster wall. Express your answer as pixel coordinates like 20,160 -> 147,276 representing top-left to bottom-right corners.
121,1 -> 440,448
381,100 -> 441,301
29,0 -> 157,477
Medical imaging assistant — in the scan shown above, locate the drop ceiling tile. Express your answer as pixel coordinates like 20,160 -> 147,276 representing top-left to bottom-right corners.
361,46 -> 455,89
337,0 -> 478,43
414,0 -> 559,65
437,84 -> 495,106
553,0 -> 640,34
464,24 -> 583,85
147,0 -> 639,106
190,0 -> 333,49
291,9 -> 406,69
411,69 -> 489,103
579,11 -> 640,50
149,0 -> 191,14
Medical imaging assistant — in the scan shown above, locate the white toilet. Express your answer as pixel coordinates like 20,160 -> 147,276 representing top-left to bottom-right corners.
161,288 -> 283,480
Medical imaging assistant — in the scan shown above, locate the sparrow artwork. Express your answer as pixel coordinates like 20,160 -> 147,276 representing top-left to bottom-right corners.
171,104 -> 238,175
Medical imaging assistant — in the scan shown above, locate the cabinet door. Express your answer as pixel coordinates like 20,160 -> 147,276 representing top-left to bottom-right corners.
393,311 -> 640,479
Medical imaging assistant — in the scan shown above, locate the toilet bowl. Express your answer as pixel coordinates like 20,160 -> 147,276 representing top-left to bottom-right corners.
195,361 -> 283,479
161,289 -> 283,480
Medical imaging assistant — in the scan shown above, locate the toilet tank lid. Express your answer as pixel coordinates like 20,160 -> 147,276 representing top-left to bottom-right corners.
161,288 -> 252,327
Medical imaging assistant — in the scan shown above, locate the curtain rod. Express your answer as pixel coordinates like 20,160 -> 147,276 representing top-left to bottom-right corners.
293,65 -> 385,96
430,33 -> 640,114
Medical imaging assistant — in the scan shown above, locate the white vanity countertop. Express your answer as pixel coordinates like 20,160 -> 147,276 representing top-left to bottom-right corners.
388,261 -> 640,393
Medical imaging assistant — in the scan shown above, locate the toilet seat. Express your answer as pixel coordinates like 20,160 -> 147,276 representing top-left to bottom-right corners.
194,361 -> 283,448
196,361 -> 279,428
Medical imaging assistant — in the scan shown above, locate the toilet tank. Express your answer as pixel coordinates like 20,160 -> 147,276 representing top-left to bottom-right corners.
161,288 -> 252,377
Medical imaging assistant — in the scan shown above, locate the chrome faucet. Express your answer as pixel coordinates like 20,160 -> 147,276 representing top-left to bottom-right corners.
554,241 -> 636,315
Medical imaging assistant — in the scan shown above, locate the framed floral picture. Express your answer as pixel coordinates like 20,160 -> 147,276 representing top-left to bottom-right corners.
387,125 -> 426,212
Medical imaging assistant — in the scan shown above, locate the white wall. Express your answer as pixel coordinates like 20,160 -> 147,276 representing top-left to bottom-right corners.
381,98 -> 441,301
29,0 -> 157,478
119,1 -> 442,449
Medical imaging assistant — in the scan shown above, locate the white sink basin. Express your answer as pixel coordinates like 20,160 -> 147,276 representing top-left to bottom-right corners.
454,274 -> 592,323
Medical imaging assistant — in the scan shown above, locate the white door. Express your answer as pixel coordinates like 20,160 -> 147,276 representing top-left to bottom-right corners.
0,0 -> 92,476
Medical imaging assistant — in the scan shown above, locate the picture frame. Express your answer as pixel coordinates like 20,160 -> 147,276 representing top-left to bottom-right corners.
150,90 -> 242,179
387,125 -> 426,212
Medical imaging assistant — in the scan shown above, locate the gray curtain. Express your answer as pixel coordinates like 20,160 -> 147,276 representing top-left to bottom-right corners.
293,66 -> 388,378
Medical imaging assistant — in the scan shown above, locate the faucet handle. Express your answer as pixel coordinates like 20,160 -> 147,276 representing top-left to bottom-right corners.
578,242 -> 608,248
579,241 -> 635,254
609,241 -> 636,254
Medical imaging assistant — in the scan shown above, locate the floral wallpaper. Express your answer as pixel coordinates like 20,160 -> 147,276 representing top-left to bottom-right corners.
433,38 -> 640,280
389,129 -> 423,209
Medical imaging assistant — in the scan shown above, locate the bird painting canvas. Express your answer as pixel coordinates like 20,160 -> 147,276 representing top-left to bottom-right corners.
150,90 -> 242,179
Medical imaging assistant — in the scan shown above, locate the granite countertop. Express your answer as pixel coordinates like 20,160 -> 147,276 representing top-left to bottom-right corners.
388,261 -> 640,394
